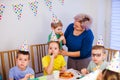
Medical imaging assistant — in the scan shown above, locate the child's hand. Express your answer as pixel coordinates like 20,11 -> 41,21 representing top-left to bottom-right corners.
81,68 -> 89,75
50,52 -> 57,59
60,67 -> 66,73
20,73 -> 33,80
58,35 -> 65,42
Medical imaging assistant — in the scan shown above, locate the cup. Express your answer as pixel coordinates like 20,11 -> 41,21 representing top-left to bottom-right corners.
53,70 -> 60,80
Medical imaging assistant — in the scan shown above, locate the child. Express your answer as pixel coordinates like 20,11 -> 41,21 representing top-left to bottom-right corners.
42,41 -> 66,75
48,17 -> 66,50
81,45 -> 108,75
9,44 -> 34,80
96,51 -> 120,80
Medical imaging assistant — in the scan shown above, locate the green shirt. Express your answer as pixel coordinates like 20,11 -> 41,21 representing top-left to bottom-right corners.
48,32 -> 63,49
87,61 -> 108,72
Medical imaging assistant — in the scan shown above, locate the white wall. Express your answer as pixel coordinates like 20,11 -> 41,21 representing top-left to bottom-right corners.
0,0 -> 111,51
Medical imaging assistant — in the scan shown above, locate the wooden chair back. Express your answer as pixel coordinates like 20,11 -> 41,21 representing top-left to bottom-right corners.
30,44 -> 48,75
105,48 -> 118,62
0,49 -> 18,80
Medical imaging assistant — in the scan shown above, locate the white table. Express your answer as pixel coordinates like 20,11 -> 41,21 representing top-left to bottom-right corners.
37,69 -> 83,80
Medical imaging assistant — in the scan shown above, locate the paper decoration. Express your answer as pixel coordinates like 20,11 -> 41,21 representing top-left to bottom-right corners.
29,1 -> 38,16
13,4 -> 23,20
20,41 -> 29,51
50,30 -> 58,41
52,13 -> 59,23
58,0 -> 64,5
44,0 -> 52,11
106,51 -> 120,73
97,34 -> 104,46
0,4 -> 5,20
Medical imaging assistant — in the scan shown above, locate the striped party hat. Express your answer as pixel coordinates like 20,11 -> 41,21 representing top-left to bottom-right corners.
20,40 -> 29,52
97,34 -> 104,46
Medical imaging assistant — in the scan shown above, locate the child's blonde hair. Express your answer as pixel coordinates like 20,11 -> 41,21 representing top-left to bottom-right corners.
51,20 -> 63,29
92,45 -> 105,54
48,41 -> 60,49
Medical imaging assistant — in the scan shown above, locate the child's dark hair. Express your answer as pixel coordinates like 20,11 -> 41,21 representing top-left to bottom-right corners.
92,45 -> 105,54
51,20 -> 63,29
48,41 -> 60,49
102,69 -> 120,80
16,50 -> 30,59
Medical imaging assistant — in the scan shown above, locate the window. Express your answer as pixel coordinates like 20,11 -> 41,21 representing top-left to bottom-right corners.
110,0 -> 120,50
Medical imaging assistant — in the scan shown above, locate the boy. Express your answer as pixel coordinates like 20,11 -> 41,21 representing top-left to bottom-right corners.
81,45 -> 108,75
42,41 -> 66,75
9,50 -> 34,80
48,17 -> 66,50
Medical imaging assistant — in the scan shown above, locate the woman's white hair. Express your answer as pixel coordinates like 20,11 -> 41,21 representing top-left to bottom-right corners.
74,13 -> 92,30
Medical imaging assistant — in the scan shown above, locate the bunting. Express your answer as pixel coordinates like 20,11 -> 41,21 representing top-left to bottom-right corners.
12,4 -> 23,20
58,0 -> 64,5
44,0 -> 52,11
0,4 -> 5,20
29,1 -> 38,16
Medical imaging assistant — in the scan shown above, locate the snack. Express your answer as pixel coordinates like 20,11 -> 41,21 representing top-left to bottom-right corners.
59,72 -> 74,79
30,75 -> 34,79
59,32 -> 64,36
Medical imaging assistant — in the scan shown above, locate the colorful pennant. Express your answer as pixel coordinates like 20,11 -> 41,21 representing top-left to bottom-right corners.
12,4 -> 23,20
0,4 -> 5,20
58,0 -> 64,5
44,0 -> 52,11
29,1 -> 38,16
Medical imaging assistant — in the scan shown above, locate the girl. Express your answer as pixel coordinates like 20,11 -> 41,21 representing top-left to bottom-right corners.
42,41 -> 66,75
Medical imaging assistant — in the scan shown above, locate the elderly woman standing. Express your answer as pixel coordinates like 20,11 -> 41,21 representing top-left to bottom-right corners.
61,13 -> 94,71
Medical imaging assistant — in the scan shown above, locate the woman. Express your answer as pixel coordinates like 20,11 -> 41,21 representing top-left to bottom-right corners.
61,13 -> 94,71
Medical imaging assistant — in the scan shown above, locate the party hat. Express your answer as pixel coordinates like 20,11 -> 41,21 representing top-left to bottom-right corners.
20,40 -> 29,52
106,51 -> 120,73
50,31 -> 58,41
96,34 -> 104,46
52,13 -> 59,23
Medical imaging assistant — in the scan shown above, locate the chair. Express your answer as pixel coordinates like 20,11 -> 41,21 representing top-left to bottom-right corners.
105,48 -> 118,62
30,43 -> 48,75
0,49 -> 18,80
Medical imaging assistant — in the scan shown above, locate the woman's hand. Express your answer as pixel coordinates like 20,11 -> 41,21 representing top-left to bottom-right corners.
60,50 -> 80,57
60,50 -> 68,56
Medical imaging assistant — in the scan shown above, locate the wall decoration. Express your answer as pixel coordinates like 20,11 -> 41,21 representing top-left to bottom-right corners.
0,4 -> 5,20
58,0 -> 64,5
52,13 -> 58,23
29,1 -> 38,16
12,4 -> 23,20
44,0 -> 52,11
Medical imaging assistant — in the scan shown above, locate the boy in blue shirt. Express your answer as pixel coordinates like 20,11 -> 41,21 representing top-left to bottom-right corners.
9,50 -> 34,80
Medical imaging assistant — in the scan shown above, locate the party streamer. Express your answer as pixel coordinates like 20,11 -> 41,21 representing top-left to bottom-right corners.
29,1 -> 38,16
0,4 -> 5,20
13,4 -> 23,20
